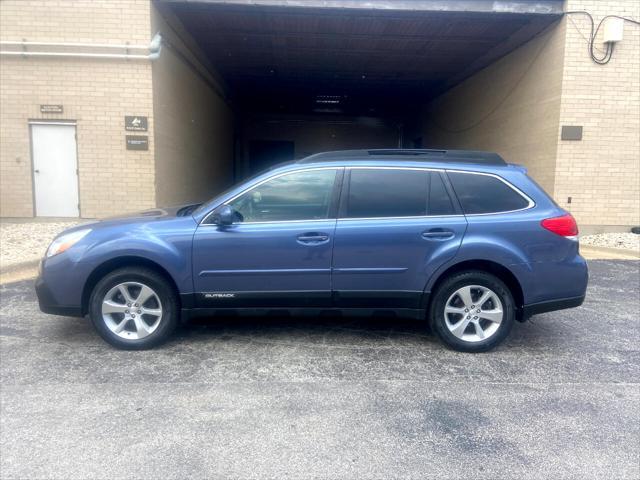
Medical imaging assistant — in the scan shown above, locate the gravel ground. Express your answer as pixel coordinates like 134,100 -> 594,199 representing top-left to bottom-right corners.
0,221 -> 79,269
580,233 -> 639,251
0,259 -> 638,479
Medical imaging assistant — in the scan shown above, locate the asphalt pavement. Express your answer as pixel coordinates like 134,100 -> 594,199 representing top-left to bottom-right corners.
1,260 -> 638,479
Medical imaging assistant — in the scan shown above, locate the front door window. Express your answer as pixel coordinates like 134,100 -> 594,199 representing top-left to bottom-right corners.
228,169 -> 337,223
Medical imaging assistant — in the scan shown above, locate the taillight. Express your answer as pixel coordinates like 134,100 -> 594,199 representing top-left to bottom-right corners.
541,214 -> 578,237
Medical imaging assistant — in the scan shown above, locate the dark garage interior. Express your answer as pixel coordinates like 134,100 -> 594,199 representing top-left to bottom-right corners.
157,0 -> 563,177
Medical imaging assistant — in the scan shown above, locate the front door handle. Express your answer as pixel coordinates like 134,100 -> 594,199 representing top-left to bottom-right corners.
422,229 -> 455,240
297,232 -> 330,245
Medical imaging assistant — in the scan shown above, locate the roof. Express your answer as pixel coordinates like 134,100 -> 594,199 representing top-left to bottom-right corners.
297,149 -> 507,166
164,1 -> 563,115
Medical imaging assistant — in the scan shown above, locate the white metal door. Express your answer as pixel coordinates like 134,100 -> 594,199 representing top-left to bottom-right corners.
31,123 -> 80,217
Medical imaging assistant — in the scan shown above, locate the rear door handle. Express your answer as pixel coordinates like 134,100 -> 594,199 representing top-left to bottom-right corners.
422,229 -> 455,240
297,232 -> 330,244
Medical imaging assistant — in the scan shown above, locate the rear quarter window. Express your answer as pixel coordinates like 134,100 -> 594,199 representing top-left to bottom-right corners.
447,171 -> 530,214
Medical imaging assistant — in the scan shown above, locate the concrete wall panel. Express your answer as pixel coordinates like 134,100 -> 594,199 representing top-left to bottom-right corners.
422,23 -> 566,196
151,6 -> 235,207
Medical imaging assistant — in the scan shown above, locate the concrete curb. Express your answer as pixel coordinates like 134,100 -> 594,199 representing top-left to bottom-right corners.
0,258 -> 40,275
580,244 -> 640,259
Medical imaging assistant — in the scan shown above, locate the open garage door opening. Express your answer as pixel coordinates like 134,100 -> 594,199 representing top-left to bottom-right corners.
152,0 -> 563,198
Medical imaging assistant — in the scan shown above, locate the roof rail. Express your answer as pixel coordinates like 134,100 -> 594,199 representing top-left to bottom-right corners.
298,149 -> 507,166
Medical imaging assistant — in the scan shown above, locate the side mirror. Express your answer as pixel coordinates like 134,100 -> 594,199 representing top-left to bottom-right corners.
211,205 -> 236,226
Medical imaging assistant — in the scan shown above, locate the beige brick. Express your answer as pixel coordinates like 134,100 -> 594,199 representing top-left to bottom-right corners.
554,0 -> 640,227
0,0 -> 155,218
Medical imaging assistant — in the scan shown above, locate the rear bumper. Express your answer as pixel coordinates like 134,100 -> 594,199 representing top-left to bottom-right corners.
522,294 -> 585,319
35,275 -> 83,317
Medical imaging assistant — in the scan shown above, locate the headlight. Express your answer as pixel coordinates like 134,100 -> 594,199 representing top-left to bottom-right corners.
46,229 -> 91,258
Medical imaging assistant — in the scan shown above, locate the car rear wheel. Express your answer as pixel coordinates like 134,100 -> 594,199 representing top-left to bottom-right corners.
429,270 -> 515,352
89,267 -> 178,350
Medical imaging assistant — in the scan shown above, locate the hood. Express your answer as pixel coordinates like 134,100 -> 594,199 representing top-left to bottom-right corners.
45,204 -> 201,252
101,204 -> 193,221
70,204 -> 200,231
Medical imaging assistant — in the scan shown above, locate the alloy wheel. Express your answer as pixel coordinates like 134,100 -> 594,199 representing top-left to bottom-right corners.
444,285 -> 504,343
101,281 -> 163,340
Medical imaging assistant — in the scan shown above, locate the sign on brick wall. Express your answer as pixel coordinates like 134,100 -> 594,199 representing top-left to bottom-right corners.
126,135 -> 149,151
125,116 -> 148,132
561,125 -> 583,141
40,105 -> 63,114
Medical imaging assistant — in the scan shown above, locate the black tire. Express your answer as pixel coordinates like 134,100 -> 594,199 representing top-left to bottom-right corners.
89,267 -> 179,350
429,270 -> 515,353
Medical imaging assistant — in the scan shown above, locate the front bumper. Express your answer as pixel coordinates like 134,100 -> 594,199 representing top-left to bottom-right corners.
35,274 -> 83,317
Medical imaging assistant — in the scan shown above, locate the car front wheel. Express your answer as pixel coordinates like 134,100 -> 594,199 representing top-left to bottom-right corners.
429,270 -> 515,352
89,267 -> 179,350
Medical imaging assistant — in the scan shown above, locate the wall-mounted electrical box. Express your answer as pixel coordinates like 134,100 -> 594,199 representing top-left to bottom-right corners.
603,17 -> 624,43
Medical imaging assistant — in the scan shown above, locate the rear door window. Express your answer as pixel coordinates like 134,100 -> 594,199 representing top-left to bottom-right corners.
343,169 -> 457,218
345,169 -> 428,218
447,171 -> 530,214
428,172 -> 456,215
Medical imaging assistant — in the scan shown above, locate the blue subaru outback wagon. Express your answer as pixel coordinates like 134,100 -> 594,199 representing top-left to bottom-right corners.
36,149 -> 588,352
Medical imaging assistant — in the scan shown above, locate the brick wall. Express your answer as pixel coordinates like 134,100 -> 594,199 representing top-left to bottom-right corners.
555,0 -> 640,227
0,0 -> 155,218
